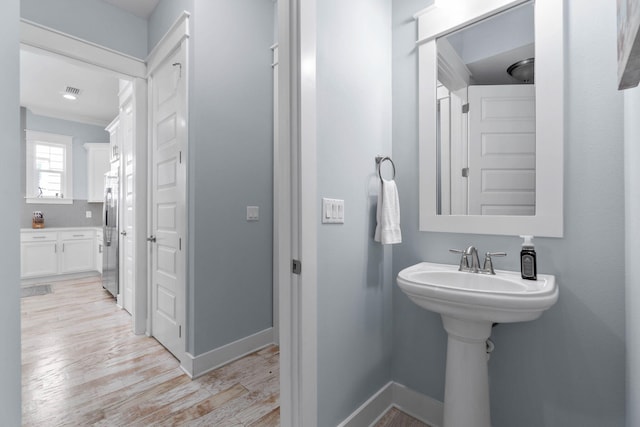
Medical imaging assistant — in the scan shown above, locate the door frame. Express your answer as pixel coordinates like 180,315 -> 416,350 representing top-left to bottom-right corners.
278,0 -> 318,425
145,12 -> 190,366
20,19 -> 149,335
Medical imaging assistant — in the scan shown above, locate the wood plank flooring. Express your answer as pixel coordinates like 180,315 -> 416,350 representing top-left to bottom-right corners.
374,408 -> 432,427
21,274 -> 427,427
21,275 -> 279,426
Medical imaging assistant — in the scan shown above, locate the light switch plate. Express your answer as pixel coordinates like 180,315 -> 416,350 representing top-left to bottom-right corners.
247,206 -> 259,221
86,211 -> 92,218
322,198 -> 344,224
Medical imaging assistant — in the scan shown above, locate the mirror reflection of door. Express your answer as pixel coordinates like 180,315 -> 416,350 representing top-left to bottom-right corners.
436,2 -> 535,216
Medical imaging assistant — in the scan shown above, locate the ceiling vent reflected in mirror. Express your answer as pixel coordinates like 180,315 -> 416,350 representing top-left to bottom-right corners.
507,58 -> 535,83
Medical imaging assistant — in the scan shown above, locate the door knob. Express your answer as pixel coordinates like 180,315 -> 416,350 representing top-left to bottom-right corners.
147,235 -> 156,242
120,231 -> 127,236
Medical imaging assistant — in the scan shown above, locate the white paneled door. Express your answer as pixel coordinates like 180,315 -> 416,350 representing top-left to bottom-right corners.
467,84 -> 536,215
149,41 -> 187,361
120,91 -> 135,315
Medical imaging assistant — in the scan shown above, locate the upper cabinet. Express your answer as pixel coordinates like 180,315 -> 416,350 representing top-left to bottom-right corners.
84,143 -> 110,203
106,116 -> 120,163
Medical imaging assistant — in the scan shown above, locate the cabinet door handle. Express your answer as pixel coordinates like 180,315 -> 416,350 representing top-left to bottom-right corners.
54,244 -> 57,253
32,236 -> 46,239
72,234 -> 85,238
99,244 -> 103,253
62,243 -> 65,252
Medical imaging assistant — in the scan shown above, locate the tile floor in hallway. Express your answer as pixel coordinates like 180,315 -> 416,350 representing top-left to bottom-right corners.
21,274 -> 426,426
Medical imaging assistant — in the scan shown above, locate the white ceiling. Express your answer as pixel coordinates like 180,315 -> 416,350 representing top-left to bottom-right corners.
20,49 -> 120,127
19,0 -> 163,128
101,0 -> 160,19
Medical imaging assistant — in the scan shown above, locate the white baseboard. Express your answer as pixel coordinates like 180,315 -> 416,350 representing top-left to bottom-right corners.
337,382 -> 394,427
338,382 -> 444,427
181,327 -> 274,379
392,383 -> 443,427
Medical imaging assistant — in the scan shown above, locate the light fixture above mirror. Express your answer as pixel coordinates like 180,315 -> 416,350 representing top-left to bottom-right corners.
416,0 -> 564,237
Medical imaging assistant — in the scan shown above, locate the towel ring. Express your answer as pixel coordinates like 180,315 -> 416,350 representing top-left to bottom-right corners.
376,156 -> 396,181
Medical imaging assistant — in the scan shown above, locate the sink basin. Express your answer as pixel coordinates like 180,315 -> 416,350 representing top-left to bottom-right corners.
397,262 -> 558,323
396,262 -> 558,427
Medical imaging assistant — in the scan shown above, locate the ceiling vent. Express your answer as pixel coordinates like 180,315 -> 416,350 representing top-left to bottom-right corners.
65,86 -> 81,96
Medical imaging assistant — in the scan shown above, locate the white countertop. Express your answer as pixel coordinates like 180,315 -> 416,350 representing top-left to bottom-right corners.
21,227 -> 101,233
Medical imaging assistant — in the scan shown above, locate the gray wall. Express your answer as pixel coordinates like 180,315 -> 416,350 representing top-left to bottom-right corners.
625,87 -> 640,427
316,0 -> 393,425
148,0 -> 194,53
173,0 -> 275,356
392,0 -> 626,426
20,0 -> 148,59
21,111 -> 108,228
0,0 -> 22,423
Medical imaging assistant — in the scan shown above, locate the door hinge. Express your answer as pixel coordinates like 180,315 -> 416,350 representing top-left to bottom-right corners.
462,167 -> 470,177
292,259 -> 302,275
179,151 -> 182,164
179,325 -> 182,338
179,238 -> 182,250
462,103 -> 470,114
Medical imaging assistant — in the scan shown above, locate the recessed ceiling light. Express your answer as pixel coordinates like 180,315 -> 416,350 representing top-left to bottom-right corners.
62,93 -> 77,101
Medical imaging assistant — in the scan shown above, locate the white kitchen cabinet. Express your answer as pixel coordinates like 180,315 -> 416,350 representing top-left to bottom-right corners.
20,228 -> 99,279
20,232 -> 58,278
59,231 -> 95,274
84,143 -> 110,203
95,229 -> 103,273
106,117 -> 120,163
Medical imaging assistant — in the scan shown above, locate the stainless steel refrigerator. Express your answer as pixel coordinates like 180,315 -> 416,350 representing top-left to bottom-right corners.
102,171 -> 119,298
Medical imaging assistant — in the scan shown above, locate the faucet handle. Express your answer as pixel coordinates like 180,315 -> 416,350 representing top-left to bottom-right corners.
449,248 -> 470,271
483,252 -> 507,274
485,251 -> 507,258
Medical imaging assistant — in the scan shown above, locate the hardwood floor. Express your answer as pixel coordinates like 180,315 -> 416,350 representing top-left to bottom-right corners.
21,275 -> 279,426
22,274 -> 429,427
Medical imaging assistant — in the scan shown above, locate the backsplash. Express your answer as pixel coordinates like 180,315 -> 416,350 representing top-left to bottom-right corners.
21,200 -> 103,228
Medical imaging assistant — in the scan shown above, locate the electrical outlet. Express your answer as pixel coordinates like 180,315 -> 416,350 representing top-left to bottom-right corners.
86,211 -> 92,218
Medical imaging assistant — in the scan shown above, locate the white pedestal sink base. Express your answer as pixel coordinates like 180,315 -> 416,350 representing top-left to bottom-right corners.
441,315 -> 493,427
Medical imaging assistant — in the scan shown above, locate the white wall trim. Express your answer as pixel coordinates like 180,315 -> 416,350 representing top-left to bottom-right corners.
392,383 -> 444,427
181,328 -> 274,378
146,11 -> 190,77
336,382 -> 394,427
25,106 -> 111,127
277,0 -> 318,425
338,382 -> 444,427
20,19 -> 146,78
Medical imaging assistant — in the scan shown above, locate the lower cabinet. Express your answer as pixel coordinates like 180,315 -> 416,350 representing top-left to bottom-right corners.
21,233 -> 58,278
96,230 -> 103,273
21,229 -> 99,279
60,232 -> 95,274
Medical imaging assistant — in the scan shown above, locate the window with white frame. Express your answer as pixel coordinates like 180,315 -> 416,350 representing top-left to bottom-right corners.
26,130 -> 73,204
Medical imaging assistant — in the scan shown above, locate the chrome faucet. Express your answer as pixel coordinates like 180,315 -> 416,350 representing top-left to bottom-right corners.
465,246 -> 481,273
449,246 -> 506,275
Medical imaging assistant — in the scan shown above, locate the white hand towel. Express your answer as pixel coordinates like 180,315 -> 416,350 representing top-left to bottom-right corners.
374,179 -> 402,244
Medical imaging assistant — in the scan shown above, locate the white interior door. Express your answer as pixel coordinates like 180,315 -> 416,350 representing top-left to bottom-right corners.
149,42 -> 187,361
120,88 -> 135,315
467,84 -> 536,215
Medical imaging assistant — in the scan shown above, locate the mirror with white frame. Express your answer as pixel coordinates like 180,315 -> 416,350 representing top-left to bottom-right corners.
416,0 -> 563,237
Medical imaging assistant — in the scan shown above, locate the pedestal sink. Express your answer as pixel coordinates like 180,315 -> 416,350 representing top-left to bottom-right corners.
396,262 -> 558,427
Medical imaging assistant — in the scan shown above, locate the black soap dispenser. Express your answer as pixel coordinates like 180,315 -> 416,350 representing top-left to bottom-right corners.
520,235 -> 537,280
